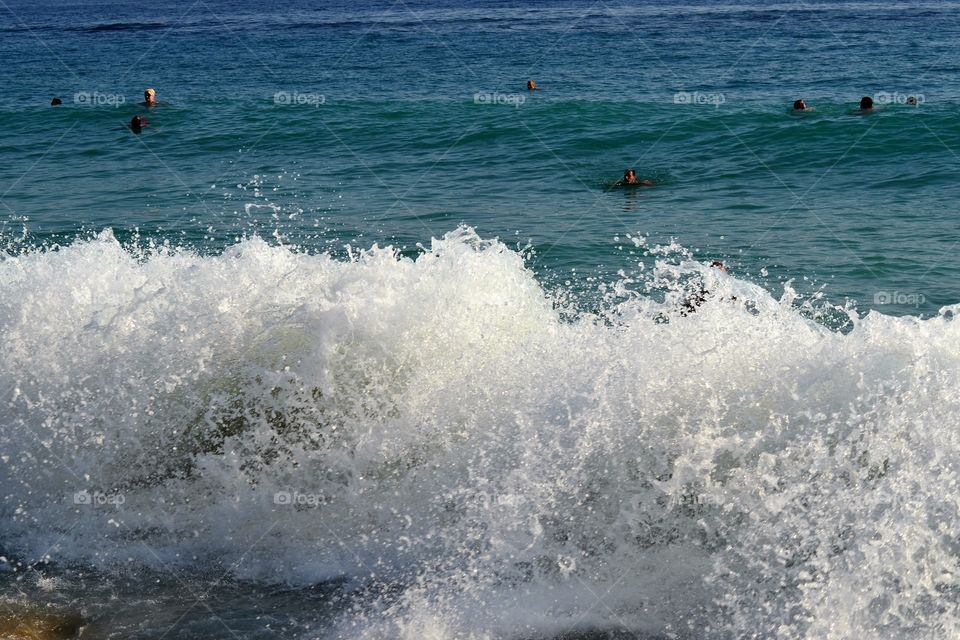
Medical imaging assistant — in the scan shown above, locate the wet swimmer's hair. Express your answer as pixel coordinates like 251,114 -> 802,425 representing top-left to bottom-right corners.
129,115 -> 147,133
682,260 -> 730,313
527,79 -> 536,90
144,88 -> 157,105
51,97 -> 62,106
793,99 -> 807,110
859,96 -> 874,110
618,168 -> 655,187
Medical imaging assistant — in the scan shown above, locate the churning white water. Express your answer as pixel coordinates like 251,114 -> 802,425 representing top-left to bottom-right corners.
2,227 -> 960,639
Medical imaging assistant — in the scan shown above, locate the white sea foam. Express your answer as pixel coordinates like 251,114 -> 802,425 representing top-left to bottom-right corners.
2,227 -> 960,638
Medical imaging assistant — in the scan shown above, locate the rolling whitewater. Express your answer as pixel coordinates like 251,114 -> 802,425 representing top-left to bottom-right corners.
3,1 -> 960,638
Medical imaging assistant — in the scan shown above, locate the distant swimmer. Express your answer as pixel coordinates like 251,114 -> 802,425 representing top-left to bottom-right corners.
143,88 -> 158,106
128,115 -> 148,133
793,99 -> 811,111
527,79 -> 536,91
617,168 -> 654,187
907,95 -> 918,105
50,97 -> 62,106
855,96 -> 874,113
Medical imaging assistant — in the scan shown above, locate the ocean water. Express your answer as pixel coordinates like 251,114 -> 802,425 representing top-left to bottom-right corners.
2,1 -> 960,638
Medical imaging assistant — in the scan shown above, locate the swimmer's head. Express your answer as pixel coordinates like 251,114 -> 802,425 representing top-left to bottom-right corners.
623,168 -> 636,181
130,115 -> 144,132
907,95 -> 918,105
51,97 -> 62,106
859,96 -> 873,110
527,79 -> 536,90
710,260 -> 728,273
793,99 -> 806,110
144,88 -> 157,103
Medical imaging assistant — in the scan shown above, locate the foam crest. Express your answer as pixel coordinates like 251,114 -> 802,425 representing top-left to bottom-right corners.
2,228 -> 960,638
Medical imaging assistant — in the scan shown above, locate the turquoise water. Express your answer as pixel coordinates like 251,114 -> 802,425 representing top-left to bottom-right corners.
3,0 -> 960,313
4,2 -> 960,639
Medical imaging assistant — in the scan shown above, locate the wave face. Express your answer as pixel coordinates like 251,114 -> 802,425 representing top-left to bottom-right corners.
2,228 -> 960,638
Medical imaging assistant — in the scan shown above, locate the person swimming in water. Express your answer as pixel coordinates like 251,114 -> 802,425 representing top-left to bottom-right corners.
50,97 -> 62,106
129,115 -> 148,133
855,96 -> 874,113
793,99 -> 810,111
143,88 -> 158,106
680,260 -> 732,315
618,169 -> 654,187
527,79 -> 536,91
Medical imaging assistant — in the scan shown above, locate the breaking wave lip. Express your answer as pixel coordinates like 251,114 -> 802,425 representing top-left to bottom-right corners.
2,226 -> 960,639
